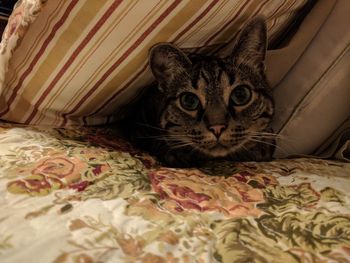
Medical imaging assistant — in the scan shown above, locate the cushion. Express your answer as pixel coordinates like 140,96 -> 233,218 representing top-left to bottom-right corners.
0,0 -> 310,126
270,0 -> 350,160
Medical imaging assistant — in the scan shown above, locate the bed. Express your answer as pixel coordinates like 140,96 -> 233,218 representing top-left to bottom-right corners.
0,122 -> 350,262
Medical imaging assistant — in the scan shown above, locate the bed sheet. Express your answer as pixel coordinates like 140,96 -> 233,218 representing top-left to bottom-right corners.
0,122 -> 350,263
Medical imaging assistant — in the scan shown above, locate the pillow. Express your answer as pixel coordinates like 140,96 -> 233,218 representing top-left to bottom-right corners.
0,0 -> 309,126
270,0 -> 350,161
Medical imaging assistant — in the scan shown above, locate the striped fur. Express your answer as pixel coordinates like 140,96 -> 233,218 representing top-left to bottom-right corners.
126,18 -> 275,167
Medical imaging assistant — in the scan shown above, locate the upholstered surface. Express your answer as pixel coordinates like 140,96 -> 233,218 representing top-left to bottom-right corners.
1,122 -> 350,262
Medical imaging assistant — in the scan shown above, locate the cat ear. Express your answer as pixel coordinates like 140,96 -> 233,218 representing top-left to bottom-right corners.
230,17 -> 267,71
149,43 -> 191,90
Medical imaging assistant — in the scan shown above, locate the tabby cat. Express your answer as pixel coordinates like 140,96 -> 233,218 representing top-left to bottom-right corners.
125,18 -> 275,167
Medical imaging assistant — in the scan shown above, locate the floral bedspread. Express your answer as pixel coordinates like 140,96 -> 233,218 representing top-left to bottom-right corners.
0,122 -> 350,263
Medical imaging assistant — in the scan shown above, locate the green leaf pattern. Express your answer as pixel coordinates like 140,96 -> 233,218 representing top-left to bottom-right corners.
0,123 -> 350,262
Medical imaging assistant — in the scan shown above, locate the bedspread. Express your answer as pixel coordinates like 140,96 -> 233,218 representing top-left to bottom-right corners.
0,122 -> 350,263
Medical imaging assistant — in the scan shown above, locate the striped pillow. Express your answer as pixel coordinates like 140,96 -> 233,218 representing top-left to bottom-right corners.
0,0 -> 309,126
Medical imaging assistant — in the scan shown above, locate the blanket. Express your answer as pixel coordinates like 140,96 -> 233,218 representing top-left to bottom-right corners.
0,122 -> 350,262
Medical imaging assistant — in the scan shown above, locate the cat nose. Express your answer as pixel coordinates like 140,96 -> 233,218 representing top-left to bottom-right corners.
208,124 -> 227,138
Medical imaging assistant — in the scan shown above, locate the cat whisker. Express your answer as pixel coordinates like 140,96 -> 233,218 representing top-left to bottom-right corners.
248,133 -> 296,143
169,142 -> 195,149
158,136 -> 194,146
135,135 -> 185,140
134,122 -> 167,132
248,133 -> 284,140
135,133 -> 193,141
247,137 -> 289,155
134,135 -> 165,140
248,131 -> 280,136
162,137 -> 195,143
247,131 -> 293,139
247,133 -> 281,139
248,135 -> 279,140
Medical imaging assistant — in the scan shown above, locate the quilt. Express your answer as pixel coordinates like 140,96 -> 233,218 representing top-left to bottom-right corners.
0,122 -> 350,263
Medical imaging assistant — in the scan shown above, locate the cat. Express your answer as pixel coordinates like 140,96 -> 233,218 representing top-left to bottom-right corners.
124,17 -> 275,167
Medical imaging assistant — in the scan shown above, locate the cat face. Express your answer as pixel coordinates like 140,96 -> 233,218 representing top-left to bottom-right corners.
149,18 -> 273,158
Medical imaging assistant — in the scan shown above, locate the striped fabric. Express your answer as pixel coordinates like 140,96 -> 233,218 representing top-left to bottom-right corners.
0,0 -> 309,126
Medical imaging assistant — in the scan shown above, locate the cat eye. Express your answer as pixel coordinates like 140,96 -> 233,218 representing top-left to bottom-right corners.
179,92 -> 200,111
230,85 -> 252,106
